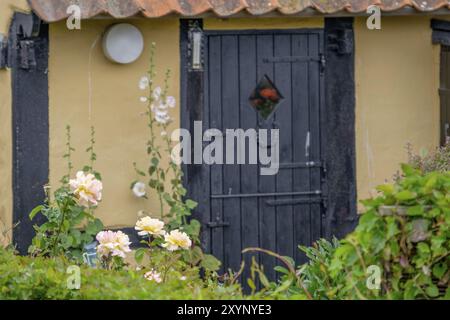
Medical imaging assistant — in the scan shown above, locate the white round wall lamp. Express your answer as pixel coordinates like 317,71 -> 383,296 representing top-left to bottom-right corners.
102,23 -> 144,64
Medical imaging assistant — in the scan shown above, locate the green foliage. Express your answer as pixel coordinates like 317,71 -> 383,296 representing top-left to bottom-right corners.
241,247 -> 311,299
28,186 -> 103,262
297,238 -> 346,300
242,239 -> 345,300
28,125 -> 104,263
329,166 -> 450,299
0,248 -> 242,300
242,166 -> 449,300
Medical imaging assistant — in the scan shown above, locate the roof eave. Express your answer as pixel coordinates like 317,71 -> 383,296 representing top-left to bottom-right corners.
36,8 -> 450,23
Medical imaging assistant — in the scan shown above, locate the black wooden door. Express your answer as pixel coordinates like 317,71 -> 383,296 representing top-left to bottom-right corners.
187,28 -> 325,279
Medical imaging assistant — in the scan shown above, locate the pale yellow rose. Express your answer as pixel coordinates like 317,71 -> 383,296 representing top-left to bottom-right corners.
135,216 -> 165,237
162,229 -> 191,251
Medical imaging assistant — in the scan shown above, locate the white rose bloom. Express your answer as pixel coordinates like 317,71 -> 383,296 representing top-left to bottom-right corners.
113,231 -> 132,258
162,229 -> 192,251
132,181 -> 146,198
144,269 -> 162,283
135,216 -> 165,237
139,76 -> 149,90
96,230 -> 131,259
69,171 -> 102,208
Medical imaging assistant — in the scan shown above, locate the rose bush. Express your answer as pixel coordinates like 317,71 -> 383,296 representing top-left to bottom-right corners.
29,126 -> 104,262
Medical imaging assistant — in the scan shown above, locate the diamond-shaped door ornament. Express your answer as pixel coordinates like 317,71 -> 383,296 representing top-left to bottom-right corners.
248,75 -> 284,120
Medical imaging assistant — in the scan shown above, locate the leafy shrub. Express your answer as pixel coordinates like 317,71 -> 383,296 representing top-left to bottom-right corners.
0,248 -> 242,300
243,239 -> 345,300
297,238 -> 345,300
407,142 -> 450,173
329,165 -> 450,299
28,126 -> 104,262
241,248 -> 310,299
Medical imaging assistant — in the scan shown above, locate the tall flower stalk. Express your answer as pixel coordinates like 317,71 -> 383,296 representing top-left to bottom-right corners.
133,44 -> 221,274
134,43 -> 199,242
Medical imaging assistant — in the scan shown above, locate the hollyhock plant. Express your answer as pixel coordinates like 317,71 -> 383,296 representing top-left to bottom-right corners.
135,216 -> 165,237
69,171 -> 102,207
131,43 -> 221,276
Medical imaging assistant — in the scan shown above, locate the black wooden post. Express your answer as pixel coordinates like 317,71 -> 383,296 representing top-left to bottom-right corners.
9,13 -> 49,254
323,18 -> 358,239
180,19 -> 211,252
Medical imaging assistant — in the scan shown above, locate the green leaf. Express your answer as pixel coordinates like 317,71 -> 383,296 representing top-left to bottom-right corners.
432,263 -> 447,279
273,278 -> 293,294
185,199 -> 198,210
184,219 -> 201,238
94,219 -> 104,232
134,248 -> 146,264
376,184 -> 394,195
85,220 -> 102,236
151,157 -> 159,166
395,190 -> 416,202
29,205 -> 44,220
406,206 -> 423,216
200,254 -> 221,272
425,285 -> 439,298
247,278 -> 256,291
274,266 -> 290,275
401,163 -> 417,176
258,272 -> 271,288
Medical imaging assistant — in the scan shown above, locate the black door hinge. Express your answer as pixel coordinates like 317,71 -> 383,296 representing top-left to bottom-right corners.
19,40 -> 36,70
207,217 -> 230,228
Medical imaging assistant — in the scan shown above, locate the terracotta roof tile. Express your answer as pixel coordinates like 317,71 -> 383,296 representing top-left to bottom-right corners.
28,0 -> 450,22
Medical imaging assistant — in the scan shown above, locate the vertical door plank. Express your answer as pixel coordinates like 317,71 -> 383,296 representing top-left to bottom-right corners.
274,34 -> 294,259
221,35 -> 242,272
257,34 -> 277,280
308,33 -> 322,244
200,35 -> 211,253
291,34 -> 311,264
239,35 -> 259,283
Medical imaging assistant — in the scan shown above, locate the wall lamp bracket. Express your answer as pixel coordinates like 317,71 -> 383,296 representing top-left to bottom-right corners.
188,20 -> 204,72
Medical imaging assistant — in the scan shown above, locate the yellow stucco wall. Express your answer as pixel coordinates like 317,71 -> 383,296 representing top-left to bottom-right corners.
49,19 -> 180,228
354,16 -> 441,202
0,1 -> 29,238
